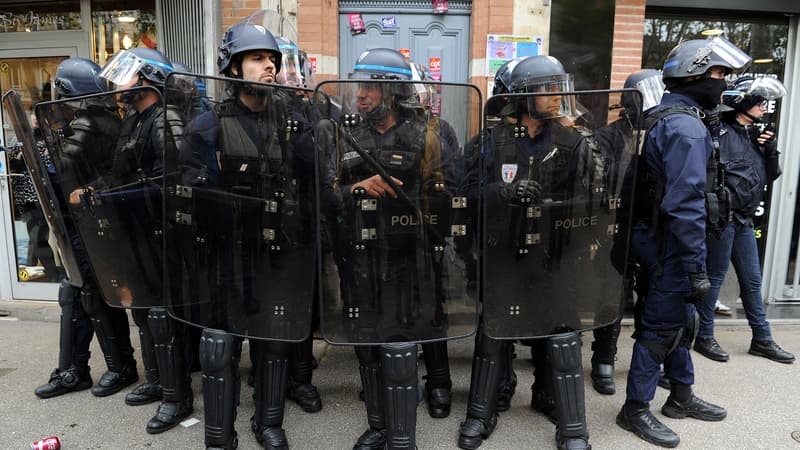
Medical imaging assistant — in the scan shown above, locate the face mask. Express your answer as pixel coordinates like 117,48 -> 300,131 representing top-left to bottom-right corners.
671,77 -> 728,110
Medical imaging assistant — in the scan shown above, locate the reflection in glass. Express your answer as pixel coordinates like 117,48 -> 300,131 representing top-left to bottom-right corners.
91,0 -> 157,66
0,2 -> 81,33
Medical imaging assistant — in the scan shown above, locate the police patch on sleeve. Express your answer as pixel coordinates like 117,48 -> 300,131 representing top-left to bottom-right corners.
501,163 -> 517,183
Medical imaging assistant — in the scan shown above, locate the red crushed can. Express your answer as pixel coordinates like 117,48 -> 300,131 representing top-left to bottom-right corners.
31,436 -> 61,450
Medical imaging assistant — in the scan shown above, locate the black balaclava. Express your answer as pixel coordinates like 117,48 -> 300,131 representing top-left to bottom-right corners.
670,77 -> 728,110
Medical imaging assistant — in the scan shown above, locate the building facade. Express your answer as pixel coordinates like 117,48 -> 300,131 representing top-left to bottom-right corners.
1,0 -> 799,315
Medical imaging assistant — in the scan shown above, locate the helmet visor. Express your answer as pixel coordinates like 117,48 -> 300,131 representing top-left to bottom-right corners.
706,37 -> 752,73
632,75 -> 665,111
517,74 -> 576,120
279,46 -> 304,87
741,76 -> 787,100
100,51 -> 146,87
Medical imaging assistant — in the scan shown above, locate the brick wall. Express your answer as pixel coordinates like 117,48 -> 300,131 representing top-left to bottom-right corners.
610,0 -> 646,89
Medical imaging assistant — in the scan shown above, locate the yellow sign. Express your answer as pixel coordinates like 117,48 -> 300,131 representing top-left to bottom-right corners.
0,62 -> 9,72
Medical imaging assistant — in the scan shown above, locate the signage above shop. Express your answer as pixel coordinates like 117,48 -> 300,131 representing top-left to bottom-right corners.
0,10 -> 82,32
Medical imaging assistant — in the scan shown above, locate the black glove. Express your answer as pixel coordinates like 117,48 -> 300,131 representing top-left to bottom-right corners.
499,179 -> 541,204
686,272 -> 710,304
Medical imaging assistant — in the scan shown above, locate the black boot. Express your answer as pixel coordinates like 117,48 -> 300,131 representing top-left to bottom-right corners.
286,337 -> 322,413
590,363 -> 615,395
458,330 -> 505,449
749,339 -> 796,363
251,341 -> 291,449
354,428 -> 386,450
458,416 -> 496,450
86,292 -> 138,397
126,327 -> 162,406
286,379 -> 322,413
590,321 -> 620,395
354,346 -> 386,450
693,337 -> 730,362
421,341 -> 452,419
661,383 -> 726,421
146,308 -> 194,434
34,366 -> 92,399
617,400 -> 679,448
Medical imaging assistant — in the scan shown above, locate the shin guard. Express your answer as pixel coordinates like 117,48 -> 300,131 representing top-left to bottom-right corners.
290,337 -> 314,384
546,332 -> 588,441
252,341 -> 290,430
200,329 -> 241,449
356,346 -> 385,431
149,307 -> 189,402
82,289 -> 124,372
57,280 -> 77,375
421,341 -> 452,391
381,342 -> 417,450
466,332 -> 505,421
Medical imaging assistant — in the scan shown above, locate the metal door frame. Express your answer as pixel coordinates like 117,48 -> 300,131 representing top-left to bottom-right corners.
0,47 -> 78,301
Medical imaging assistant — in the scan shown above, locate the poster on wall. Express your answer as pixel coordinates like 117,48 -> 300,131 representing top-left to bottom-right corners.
485,34 -> 543,76
349,13 -> 365,35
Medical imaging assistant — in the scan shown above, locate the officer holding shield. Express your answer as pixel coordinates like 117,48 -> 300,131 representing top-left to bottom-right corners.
314,48 -> 471,449
175,13 -> 315,448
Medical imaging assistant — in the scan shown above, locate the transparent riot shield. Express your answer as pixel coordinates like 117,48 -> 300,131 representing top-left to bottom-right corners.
481,89 -> 642,339
34,86 -> 167,308
313,79 -> 482,345
2,90 -> 83,286
164,73 -> 316,342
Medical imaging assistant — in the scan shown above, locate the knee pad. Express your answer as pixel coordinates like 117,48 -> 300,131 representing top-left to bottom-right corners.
680,311 -> 700,350
633,329 -> 681,364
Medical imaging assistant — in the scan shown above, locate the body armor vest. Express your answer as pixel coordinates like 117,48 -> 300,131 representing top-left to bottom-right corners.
632,105 -> 731,237
215,100 -> 285,196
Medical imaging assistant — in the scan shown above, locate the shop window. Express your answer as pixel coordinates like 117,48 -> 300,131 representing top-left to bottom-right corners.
0,1 -> 81,32
643,12 -> 789,77
644,10 -> 796,290
91,0 -> 157,65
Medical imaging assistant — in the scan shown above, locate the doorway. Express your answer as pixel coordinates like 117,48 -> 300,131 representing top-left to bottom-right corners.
1,51 -> 74,301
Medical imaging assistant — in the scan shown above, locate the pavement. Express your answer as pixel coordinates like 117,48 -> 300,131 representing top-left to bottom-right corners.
1,300 -> 799,450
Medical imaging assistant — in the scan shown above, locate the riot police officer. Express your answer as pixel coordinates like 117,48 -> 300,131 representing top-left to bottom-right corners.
460,55 -> 603,450
91,47 -> 194,434
693,76 -> 794,364
616,37 -> 751,448
176,15 -> 314,449
33,57 -> 137,399
589,68 -> 665,395
314,48 -> 468,449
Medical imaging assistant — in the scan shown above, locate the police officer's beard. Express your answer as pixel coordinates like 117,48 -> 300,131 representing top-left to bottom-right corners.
118,89 -> 141,106
241,82 -> 273,100
364,101 -> 390,127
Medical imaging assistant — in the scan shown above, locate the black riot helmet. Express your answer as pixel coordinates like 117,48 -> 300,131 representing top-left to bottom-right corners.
54,57 -> 109,98
275,36 -> 315,88
662,37 -> 750,88
508,55 -> 576,120
349,48 -> 419,124
217,18 -> 283,77
100,47 -> 174,88
622,69 -> 664,113
493,57 -> 524,96
723,76 -> 787,114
